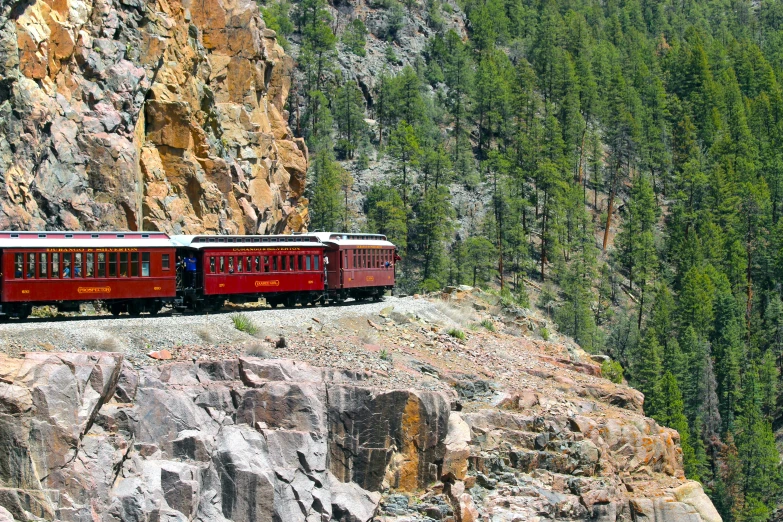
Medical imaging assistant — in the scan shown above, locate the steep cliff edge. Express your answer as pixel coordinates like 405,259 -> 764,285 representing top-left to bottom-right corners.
0,0 -> 308,233
0,294 -> 723,521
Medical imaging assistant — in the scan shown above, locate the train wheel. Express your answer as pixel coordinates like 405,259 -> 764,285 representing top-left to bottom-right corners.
210,300 -> 224,313
110,304 -> 122,316
269,300 -> 279,309
128,303 -> 141,317
148,307 -> 159,316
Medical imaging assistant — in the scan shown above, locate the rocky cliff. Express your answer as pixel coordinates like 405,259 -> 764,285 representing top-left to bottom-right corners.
0,292 -> 724,521
0,0 -> 308,233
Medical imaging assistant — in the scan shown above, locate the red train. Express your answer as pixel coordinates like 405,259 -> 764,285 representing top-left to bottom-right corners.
0,231 -> 397,318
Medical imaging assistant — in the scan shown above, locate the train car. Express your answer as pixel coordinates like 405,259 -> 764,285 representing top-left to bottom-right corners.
170,234 -> 327,310
311,232 -> 397,302
0,231 -> 176,318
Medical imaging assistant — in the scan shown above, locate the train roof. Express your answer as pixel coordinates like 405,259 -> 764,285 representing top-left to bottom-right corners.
0,231 -> 173,249
309,232 -> 395,247
170,234 -> 324,249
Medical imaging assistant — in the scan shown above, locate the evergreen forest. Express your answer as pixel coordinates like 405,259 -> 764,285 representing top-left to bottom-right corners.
261,0 -> 783,518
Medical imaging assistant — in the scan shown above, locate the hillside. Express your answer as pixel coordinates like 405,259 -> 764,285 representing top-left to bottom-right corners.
270,0 -> 783,518
0,293 -> 721,521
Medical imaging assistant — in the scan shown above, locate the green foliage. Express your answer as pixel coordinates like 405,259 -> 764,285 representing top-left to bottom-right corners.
379,348 -> 393,361
284,0 -> 783,510
384,45 -> 398,64
601,360 -> 624,384
447,328 -> 466,340
366,184 -> 407,251
480,319 -> 495,332
539,327 -> 550,341
342,18 -> 367,56
260,1 -> 293,48
420,278 -> 441,293
231,313 -> 259,335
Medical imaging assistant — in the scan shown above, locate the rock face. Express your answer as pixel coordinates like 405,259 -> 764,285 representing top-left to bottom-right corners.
0,350 -> 723,522
0,0 -> 308,233
0,353 -> 447,521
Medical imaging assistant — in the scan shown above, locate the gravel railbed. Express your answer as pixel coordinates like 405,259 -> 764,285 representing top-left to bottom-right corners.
0,297 -> 456,372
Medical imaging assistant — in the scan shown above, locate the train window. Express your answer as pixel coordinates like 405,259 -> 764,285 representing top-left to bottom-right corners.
254,256 -> 260,272
219,257 -> 225,273
130,253 -> 138,277
97,253 -> 105,277
290,256 -> 295,271
247,256 -> 253,272
14,253 -> 22,278
298,255 -> 303,271
209,257 -> 215,273
306,255 -> 311,270
27,253 -> 35,278
108,253 -> 117,277
263,256 -> 269,272
39,253 -> 47,278
63,253 -> 72,278
86,253 -> 94,277
272,256 -> 278,271
119,253 -> 128,277
51,253 -> 59,278
162,254 -> 170,270
141,253 -> 150,276
237,257 -> 243,272
314,255 -> 320,270
74,253 -> 83,277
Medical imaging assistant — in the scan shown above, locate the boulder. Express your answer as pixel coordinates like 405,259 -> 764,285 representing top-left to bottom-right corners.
328,472 -> 381,522
442,412 -> 471,480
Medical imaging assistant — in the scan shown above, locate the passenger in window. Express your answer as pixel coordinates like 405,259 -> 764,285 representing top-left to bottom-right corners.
74,265 -> 82,277
63,262 -> 71,278
228,258 -> 234,274
185,252 -> 198,288
15,260 -> 22,278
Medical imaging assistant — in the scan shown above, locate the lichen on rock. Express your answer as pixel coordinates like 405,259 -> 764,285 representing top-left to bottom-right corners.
0,0 -> 308,233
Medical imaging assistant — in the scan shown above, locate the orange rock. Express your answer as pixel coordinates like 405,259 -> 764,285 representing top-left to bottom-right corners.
148,350 -> 172,361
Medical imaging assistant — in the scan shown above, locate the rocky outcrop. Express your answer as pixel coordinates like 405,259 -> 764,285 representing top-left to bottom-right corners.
0,0 -> 308,233
0,353 -> 449,521
0,348 -> 723,522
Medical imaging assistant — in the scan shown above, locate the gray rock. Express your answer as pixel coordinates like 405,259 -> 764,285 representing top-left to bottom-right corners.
328,472 -> 381,522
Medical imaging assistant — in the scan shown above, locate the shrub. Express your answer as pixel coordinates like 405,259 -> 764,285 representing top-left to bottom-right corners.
540,327 -> 550,341
420,278 -> 441,293
245,341 -> 271,358
379,348 -> 393,361
195,326 -> 214,343
480,319 -> 495,332
447,328 -> 466,340
342,18 -> 367,56
601,360 -> 624,384
84,335 -> 123,352
385,45 -> 398,64
231,313 -> 259,335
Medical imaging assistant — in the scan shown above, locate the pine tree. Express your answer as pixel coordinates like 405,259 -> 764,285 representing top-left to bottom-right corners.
366,184 -> 407,252
634,330 -> 664,418
464,236 -> 497,287
334,81 -> 368,159
656,371 -> 697,479
388,120 -> 421,208
734,364 -> 783,520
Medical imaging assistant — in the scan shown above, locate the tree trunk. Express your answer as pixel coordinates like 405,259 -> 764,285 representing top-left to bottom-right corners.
603,188 -> 616,251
